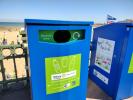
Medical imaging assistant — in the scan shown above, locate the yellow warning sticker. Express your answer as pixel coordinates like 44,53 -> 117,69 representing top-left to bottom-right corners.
128,54 -> 133,73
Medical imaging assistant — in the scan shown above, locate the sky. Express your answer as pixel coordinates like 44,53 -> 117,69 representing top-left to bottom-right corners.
0,0 -> 133,23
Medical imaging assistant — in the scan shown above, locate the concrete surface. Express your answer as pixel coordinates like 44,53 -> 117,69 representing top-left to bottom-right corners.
0,79 -> 133,100
87,79 -> 112,100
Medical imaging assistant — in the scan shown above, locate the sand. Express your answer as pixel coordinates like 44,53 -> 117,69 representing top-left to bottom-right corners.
0,26 -> 26,81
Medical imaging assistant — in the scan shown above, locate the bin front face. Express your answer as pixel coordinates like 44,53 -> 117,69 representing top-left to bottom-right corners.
89,23 -> 128,98
26,20 -> 92,100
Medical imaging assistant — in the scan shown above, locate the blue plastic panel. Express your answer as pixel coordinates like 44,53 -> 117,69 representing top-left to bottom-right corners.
116,27 -> 133,100
89,23 -> 133,100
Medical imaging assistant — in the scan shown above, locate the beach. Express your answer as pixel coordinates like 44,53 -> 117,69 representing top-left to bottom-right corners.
0,26 -> 26,81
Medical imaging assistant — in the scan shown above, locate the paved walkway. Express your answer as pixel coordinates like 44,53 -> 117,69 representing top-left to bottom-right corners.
0,82 -> 31,100
87,79 -> 112,100
0,79 -> 132,100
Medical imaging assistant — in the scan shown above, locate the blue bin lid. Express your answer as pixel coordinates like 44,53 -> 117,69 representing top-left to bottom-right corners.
25,19 -> 94,26
126,23 -> 133,27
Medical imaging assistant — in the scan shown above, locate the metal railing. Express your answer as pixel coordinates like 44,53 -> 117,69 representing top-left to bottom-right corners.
0,44 -> 29,90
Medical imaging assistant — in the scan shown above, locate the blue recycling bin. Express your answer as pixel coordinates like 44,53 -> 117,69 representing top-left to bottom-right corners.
89,23 -> 133,100
25,19 -> 93,100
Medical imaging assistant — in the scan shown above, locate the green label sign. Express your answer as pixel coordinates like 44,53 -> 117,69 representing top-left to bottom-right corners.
39,30 -> 84,43
45,54 -> 81,94
128,54 -> 133,73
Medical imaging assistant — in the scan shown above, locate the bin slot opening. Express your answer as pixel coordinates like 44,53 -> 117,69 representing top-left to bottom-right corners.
54,30 -> 71,43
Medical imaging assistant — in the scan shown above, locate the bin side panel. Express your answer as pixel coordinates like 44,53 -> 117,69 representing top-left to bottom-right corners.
116,27 -> 133,100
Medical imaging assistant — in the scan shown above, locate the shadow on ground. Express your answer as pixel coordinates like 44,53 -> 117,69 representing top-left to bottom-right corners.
87,79 -> 112,100
0,79 -> 112,100
0,82 -> 31,100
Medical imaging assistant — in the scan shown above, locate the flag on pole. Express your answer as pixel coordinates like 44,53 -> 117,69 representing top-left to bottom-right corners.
107,15 -> 116,24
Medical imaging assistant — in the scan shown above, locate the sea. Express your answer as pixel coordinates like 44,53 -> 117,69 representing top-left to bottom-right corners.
0,22 -> 24,27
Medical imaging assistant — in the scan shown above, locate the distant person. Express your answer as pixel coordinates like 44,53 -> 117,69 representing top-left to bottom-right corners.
2,38 -> 7,45
17,35 -> 20,44
3,32 -> 8,45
